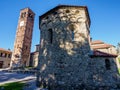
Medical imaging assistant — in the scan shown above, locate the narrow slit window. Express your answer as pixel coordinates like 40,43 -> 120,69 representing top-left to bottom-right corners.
48,29 -> 53,44
72,30 -> 74,41
105,59 -> 111,70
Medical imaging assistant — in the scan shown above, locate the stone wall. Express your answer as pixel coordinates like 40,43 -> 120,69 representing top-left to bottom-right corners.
90,57 -> 119,87
0,49 -> 12,68
37,6 -> 92,89
37,5 -> 120,89
30,52 -> 39,67
0,58 -> 11,68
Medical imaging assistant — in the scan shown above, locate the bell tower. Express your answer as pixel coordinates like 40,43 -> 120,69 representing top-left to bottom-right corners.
10,8 -> 35,68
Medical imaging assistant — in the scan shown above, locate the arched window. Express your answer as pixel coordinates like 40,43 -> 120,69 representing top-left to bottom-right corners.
68,24 -> 77,41
21,12 -> 26,18
28,13 -> 33,19
71,30 -> 74,41
105,59 -> 111,70
48,29 -> 53,44
28,13 -> 33,21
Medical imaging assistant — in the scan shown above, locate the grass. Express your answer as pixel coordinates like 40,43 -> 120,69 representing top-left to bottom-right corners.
0,82 -> 25,90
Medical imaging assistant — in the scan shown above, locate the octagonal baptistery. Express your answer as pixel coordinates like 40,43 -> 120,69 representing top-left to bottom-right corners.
37,5 -> 92,89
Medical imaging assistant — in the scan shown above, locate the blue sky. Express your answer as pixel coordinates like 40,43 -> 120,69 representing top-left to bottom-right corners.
0,0 -> 120,52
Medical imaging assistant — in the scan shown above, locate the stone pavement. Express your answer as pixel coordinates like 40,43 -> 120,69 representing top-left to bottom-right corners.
0,71 -> 36,85
0,69 -> 48,90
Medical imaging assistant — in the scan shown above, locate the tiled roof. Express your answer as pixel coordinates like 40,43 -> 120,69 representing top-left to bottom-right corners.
90,50 -> 117,57
91,40 -> 104,45
91,40 -> 113,49
91,44 -> 112,49
0,48 -> 12,53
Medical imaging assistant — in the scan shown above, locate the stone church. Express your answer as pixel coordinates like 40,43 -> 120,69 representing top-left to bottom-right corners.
9,4 -> 119,89
36,5 -> 120,89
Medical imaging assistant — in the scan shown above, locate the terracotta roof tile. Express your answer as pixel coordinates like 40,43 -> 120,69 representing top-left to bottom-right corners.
91,40 -> 104,45
0,48 -> 12,53
91,44 -> 112,49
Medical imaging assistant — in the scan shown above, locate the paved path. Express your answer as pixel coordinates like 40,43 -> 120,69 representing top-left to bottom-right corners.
0,70 -> 47,90
0,71 -> 36,85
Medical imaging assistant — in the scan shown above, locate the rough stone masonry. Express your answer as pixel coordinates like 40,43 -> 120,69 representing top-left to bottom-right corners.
10,8 -> 35,68
36,5 -> 120,89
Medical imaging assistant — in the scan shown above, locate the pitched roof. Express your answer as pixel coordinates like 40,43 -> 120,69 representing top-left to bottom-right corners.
91,44 -> 112,49
91,40 -> 104,45
91,40 -> 113,49
0,48 -> 12,53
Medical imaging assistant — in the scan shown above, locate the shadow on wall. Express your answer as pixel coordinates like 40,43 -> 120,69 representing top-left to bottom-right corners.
90,56 -> 119,87
36,18 -> 93,89
36,16 -> 119,89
